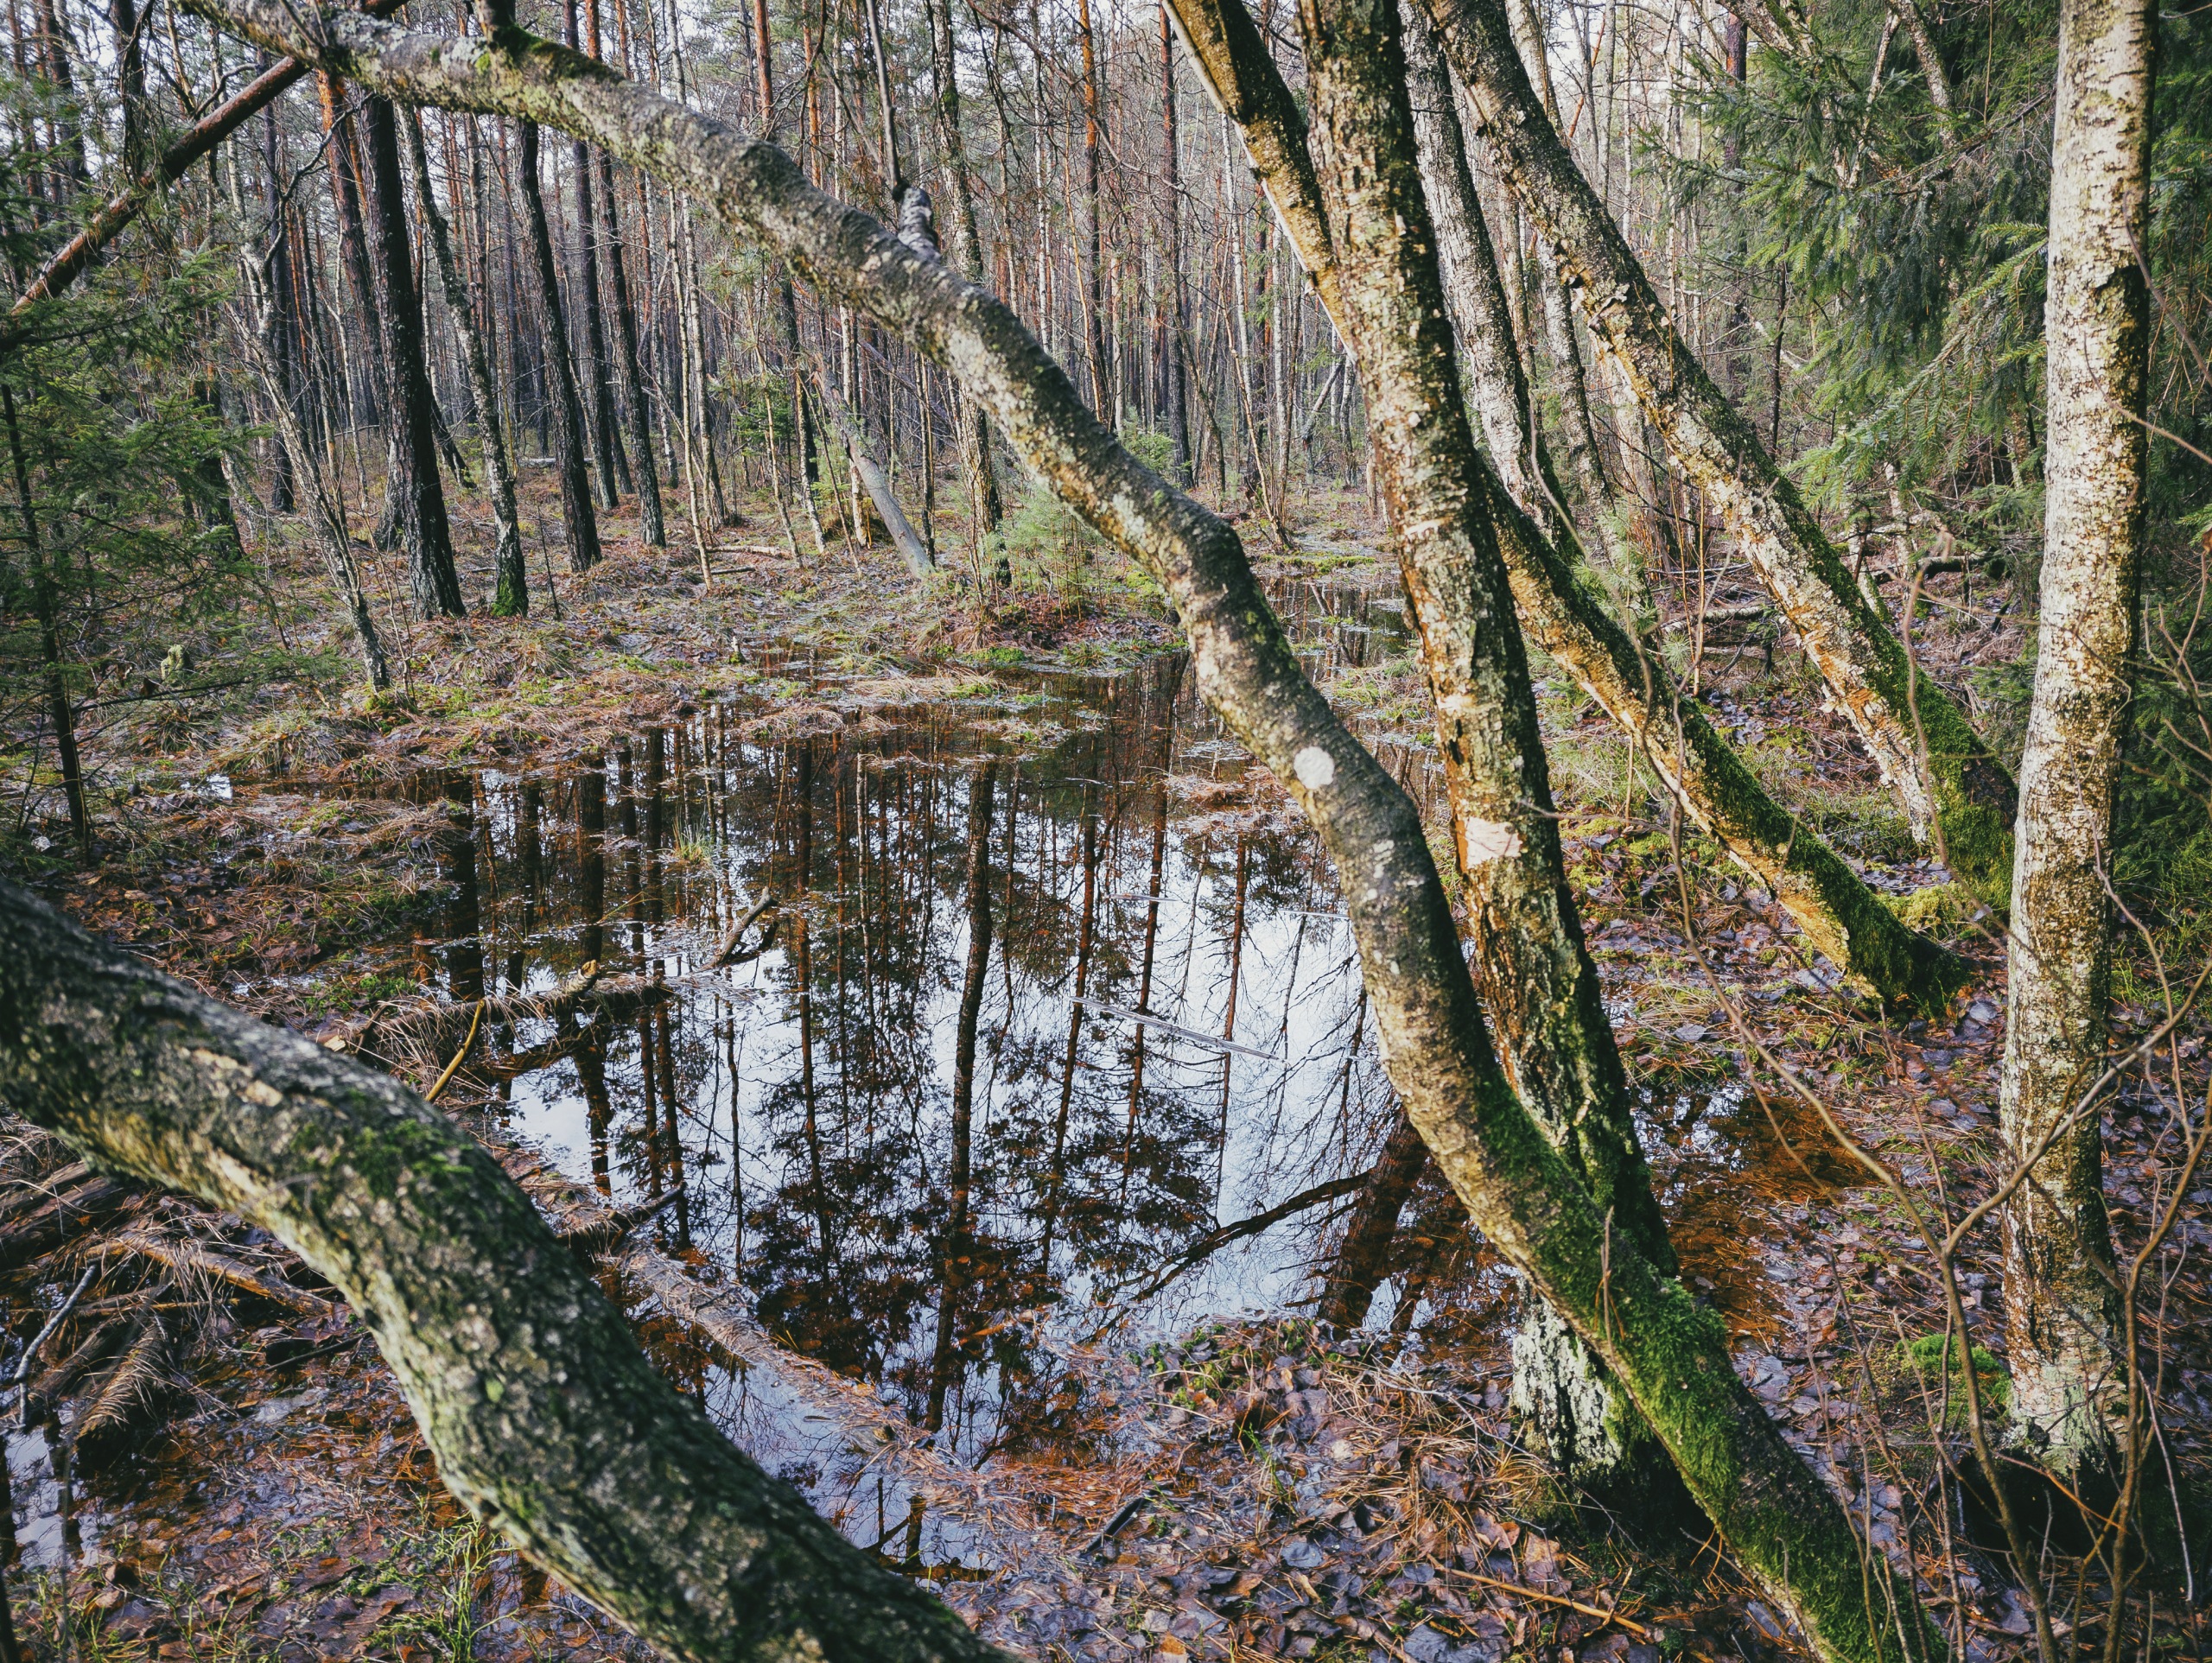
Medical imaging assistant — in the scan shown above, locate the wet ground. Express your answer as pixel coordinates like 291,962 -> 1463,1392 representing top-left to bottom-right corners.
6,554 -> 2206,1662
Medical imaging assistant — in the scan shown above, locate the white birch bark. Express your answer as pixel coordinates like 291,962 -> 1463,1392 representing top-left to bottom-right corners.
1999,0 -> 2156,1479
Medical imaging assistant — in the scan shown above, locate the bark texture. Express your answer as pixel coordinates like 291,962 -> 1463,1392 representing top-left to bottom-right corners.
1999,0 -> 2155,1479
0,880 -> 1014,1663
362,95 -> 467,618
130,5 -> 1943,1652
516,117 -> 603,574
1182,0 -> 1962,1009
1426,0 -> 2018,903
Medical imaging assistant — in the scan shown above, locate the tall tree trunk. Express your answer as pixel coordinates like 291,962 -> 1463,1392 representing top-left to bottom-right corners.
1428,0 -> 2020,903
749,0 -> 823,543
1159,3 -> 1191,482
226,138 -> 391,687
1077,0 -> 1108,417
516,117 -> 603,573
362,94 -> 466,618
110,0 -> 147,178
5,389 -> 89,853
1401,0 -> 1558,533
564,0 -> 626,507
258,86 -> 300,514
402,107 -> 526,615
1999,0 -> 2155,1483
597,151 -> 664,545
1494,0 -> 1652,631
925,0 -> 1004,546
316,75 -> 400,543
584,0 -> 656,540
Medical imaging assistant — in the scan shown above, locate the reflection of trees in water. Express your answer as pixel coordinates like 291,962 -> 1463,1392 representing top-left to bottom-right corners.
442,657 -> 1414,1459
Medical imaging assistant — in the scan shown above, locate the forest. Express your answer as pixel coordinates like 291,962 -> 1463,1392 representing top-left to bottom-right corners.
0,0 -> 2206,1656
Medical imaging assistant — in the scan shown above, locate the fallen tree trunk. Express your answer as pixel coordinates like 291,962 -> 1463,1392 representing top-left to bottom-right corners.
0,877 -> 1014,1663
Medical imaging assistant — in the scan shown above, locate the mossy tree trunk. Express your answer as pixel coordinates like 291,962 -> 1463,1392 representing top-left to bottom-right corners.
1173,0 -> 1963,1012
1425,0 -> 2019,904
1279,0 -> 1678,1500
0,880 -> 1016,1663
109,3 -> 1943,1652
1999,0 -> 2156,1482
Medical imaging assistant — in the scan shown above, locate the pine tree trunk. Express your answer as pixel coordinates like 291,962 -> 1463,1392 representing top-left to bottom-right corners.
6,390 -> 90,852
1999,0 -> 2155,1482
516,117 -> 603,574
597,149 -> 664,545
402,107 -> 526,615
259,89 -> 300,514
1159,3 -> 1191,482
361,94 -> 466,618
566,0 -> 626,508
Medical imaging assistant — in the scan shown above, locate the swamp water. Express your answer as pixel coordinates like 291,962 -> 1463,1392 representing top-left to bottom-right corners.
54,585 -> 1853,1571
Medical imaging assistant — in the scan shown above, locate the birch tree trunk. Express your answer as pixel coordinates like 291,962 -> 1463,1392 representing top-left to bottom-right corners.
1286,0 -> 1682,1502
1999,0 -> 2156,1482
1496,0 -> 1649,629
1427,0 -> 2019,903
1178,0 -> 1963,1008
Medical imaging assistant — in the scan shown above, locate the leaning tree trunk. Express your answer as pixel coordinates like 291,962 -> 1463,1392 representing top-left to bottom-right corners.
1175,0 -> 1963,1011
1400,0 -> 1650,635
401,107 -> 526,615
1427,0 -> 2018,904
148,4 -> 1947,1653
516,117 -> 603,574
1285,0 -> 1681,1504
0,879 -> 1015,1663
1999,0 -> 2155,1483
1494,0 -> 1652,632
362,94 -> 467,618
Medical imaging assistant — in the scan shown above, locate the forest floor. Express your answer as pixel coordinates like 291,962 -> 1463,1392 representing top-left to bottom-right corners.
2,468 -> 2208,1663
